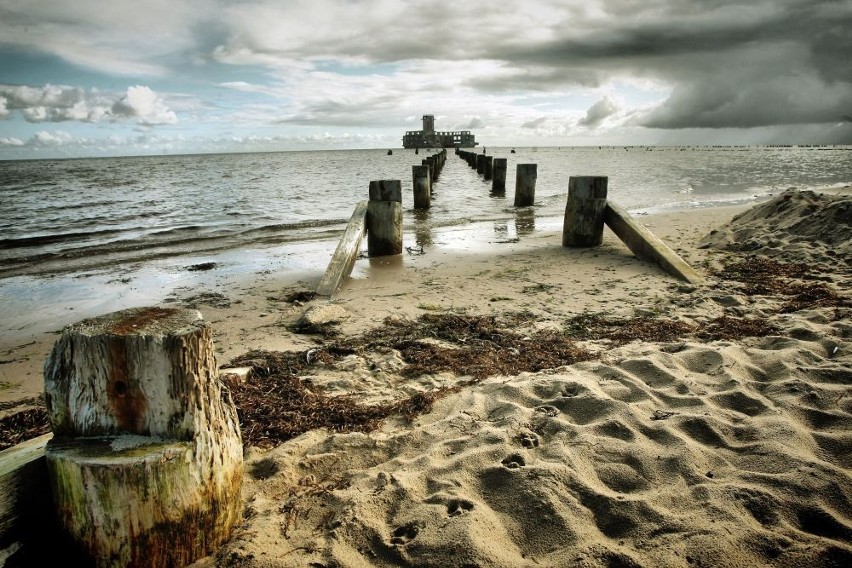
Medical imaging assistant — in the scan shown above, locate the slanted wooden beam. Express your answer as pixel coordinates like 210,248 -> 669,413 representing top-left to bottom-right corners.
316,200 -> 368,298
604,201 -> 704,285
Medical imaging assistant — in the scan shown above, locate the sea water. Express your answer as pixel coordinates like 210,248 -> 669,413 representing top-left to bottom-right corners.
2,146 -> 850,278
0,146 -> 850,338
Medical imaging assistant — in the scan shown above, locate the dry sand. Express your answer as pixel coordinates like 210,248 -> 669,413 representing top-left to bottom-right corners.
3,188 -> 851,567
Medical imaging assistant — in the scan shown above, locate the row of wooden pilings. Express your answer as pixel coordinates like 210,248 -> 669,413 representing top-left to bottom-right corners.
411,148 -> 446,210
317,147 -> 703,299
456,149 -> 537,207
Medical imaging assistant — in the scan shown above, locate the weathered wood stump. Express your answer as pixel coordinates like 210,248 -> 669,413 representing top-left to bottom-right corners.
44,307 -> 243,568
367,180 -> 403,256
492,158 -> 507,193
514,164 -> 537,207
563,176 -> 608,247
476,154 -> 486,175
483,156 -> 493,181
412,165 -> 431,209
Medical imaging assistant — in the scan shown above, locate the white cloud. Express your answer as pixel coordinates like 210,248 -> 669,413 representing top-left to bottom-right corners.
32,130 -> 73,145
0,136 -> 24,146
579,96 -> 620,128
0,84 -> 177,125
111,86 -> 178,125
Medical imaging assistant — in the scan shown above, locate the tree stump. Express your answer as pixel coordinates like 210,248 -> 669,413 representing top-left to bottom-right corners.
367,180 -> 403,256
43,307 -> 243,567
563,176 -> 608,247
514,164 -> 537,207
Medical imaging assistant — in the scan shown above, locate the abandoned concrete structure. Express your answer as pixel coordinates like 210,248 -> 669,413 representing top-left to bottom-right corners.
403,115 -> 477,149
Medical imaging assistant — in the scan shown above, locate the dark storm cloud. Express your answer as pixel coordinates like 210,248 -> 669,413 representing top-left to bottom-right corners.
474,0 -> 852,130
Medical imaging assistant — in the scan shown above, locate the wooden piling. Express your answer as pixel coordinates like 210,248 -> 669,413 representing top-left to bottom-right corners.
422,159 -> 434,185
483,156 -> 493,181
43,307 -> 243,567
367,180 -> 403,256
563,176 -> 608,247
0,434 -> 57,564
412,165 -> 431,209
316,201 -> 368,298
476,154 -> 485,175
514,164 -> 537,207
492,158 -> 507,192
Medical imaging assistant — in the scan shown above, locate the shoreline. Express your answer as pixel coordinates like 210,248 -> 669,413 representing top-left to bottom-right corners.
0,200 -> 751,406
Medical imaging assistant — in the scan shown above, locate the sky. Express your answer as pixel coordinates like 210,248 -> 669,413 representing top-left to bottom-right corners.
0,0 -> 851,159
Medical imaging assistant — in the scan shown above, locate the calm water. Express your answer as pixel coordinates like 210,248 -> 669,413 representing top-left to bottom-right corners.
1,146 -> 851,278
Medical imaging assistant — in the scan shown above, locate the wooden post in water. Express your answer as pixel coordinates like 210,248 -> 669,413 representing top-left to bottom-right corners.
422,159 -> 434,186
412,165 -> 431,209
492,158 -> 507,193
474,154 -> 482,175
43,307 -> 243,568
514,164 -> 537,206
367,180 -> 403,256
483,156 -> 493,181
563,176 -> 608,247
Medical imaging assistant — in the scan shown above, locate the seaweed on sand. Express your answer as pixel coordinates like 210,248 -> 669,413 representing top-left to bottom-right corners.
563,313 -> 695,345
0,407 -> 49,451
227,349 -> 457,448
715,256 -> 850,313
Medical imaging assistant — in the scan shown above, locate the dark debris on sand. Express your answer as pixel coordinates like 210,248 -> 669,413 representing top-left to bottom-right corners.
227,349 -> 458,448
716,256 -> 850,313
0,406 -> 49,451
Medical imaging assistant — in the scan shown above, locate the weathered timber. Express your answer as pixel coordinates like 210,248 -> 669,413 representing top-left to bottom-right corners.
44,307 -> 244,568
514,164 -> 537,207
0,433 -> 57,564
604,201 -> 704,285
422,159 -> 434,185
316,200 -> 368,298
412,165 -> 431,210
563,176 -> 608,247
367,180 -> 403,257
492,158 -> 507,193
483,156 -> 493,181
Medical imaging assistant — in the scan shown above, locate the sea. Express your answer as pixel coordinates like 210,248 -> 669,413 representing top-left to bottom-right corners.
1,145 -> 850,339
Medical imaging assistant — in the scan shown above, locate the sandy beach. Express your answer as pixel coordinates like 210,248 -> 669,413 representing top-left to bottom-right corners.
2,188 -> 851,567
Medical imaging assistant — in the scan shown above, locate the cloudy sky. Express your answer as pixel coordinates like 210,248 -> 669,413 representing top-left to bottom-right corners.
1,0 -> 850,159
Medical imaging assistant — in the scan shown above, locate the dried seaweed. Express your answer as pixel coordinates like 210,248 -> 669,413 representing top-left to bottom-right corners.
564,313 -> 695,345
0,407 -> 49,451
697,316 -> 781,341
228,349 -> 457,448
716,255 -> 850,312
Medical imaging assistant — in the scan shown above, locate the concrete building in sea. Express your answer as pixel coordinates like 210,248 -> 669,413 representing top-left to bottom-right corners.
403,115 -> 477,149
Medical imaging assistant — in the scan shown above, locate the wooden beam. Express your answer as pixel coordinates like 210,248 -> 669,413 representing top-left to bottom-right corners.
0,433 -> 54,562
316,200 -> 368,298
604,201 -> 704,285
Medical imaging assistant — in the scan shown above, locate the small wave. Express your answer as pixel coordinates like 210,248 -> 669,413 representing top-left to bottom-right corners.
0,228 -> 127,250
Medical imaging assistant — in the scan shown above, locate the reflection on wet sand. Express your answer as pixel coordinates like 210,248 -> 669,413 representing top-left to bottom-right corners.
412,209 -> 433,247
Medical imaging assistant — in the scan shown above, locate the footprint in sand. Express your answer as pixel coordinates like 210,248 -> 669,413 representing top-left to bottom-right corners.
501,453 -> 526,469
534,405 -> 560,417
391,521 -> 424,545
447,499 -> 475,517
518,432 -> 540,448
